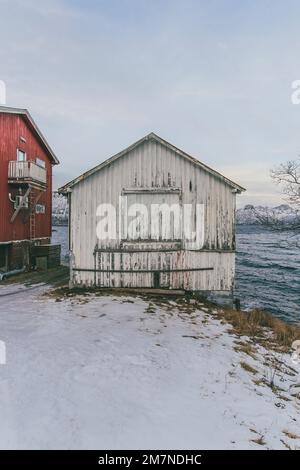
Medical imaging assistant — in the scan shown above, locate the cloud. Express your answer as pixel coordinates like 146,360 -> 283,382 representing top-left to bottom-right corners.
5,0 -> 85,18
1,0 -> 300,205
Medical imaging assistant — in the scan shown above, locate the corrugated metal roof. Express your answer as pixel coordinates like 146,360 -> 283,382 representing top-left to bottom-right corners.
59,132 -> 245,194
0,106 -> 59,165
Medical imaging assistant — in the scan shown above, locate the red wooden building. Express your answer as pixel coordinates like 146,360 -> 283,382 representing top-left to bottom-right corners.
0,106 -> 59,272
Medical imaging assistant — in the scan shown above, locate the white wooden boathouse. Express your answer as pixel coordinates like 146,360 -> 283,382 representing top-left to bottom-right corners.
59,133 -> 245,291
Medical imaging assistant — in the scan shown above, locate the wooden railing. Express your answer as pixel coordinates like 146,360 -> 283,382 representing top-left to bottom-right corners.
8,160 -> 47,186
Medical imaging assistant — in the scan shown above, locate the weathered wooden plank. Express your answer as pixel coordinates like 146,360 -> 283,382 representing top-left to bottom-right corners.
69,137 -> 240,291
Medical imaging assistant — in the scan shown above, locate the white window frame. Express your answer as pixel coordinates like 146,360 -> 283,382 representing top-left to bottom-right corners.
17,149 -> 26,162
36,157 -> 46,168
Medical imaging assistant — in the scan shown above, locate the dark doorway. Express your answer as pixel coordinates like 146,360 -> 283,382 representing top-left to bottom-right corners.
153,271 -> 160,288
0,245 -> 8,271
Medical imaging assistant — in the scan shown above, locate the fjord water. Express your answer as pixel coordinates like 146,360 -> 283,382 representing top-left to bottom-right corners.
235,225 -> 300,323
52,225 -> 300,323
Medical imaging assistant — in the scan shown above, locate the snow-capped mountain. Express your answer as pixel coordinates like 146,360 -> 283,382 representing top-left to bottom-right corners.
52,191 -> 68,225
236,204 -> 298,225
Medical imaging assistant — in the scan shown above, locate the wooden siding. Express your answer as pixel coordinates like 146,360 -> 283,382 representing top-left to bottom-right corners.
0,113 -> 53,242
69,138 -> 237,291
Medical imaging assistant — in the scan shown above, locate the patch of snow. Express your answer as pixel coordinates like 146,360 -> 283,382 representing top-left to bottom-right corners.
0,287 -> 299,449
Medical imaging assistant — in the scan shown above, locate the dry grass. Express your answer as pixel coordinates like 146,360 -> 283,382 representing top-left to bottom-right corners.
240,361 -> 258,375
282,429 -> 300,440
251,436 -> 266,446
219,307 -> 300,350
234,340 -> 257,359
280,439 -> 292,450
277,394 -> 291,402
252,378 -> 265,387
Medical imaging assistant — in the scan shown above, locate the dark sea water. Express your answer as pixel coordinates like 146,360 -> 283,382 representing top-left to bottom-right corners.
235,225 -> 300,323
52,225 -> 69,264
52,225 -> 300,323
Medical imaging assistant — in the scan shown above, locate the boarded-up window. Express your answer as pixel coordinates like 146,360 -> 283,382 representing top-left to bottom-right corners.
122,190 -> 182,241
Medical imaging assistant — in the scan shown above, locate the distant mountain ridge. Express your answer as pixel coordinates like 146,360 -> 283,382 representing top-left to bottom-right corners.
236,204 -> 298,225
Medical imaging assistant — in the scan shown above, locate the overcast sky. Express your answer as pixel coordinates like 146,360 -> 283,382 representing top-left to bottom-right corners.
1,0 -> 300,207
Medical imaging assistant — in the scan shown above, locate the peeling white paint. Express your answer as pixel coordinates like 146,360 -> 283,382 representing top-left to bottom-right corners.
67,136 -> 241,290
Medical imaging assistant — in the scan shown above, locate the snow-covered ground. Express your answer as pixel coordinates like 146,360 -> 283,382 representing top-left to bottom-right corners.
0,283 -> 299,450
